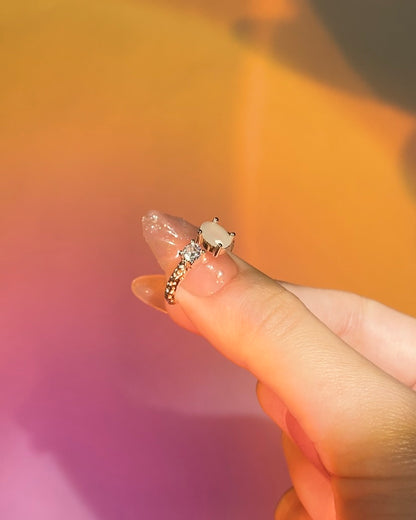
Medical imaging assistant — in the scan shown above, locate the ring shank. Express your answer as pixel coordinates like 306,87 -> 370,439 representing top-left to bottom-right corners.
165,259 -> 188,304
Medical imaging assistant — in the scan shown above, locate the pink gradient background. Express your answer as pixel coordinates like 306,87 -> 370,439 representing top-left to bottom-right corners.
1,1 -> 416,518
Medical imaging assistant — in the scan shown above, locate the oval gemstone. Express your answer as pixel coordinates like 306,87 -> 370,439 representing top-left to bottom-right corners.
200,221 -> 233,248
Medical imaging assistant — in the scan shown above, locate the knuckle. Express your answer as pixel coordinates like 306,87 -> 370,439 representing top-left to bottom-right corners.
333,292 -> 367,342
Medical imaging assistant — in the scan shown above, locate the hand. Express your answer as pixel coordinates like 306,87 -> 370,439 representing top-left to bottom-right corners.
132,210 -> 416,519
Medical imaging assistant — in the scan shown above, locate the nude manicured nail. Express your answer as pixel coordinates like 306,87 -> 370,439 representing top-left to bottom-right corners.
141,210 -> 197,273
141,210 -> 239,300
131,275 -> 167,313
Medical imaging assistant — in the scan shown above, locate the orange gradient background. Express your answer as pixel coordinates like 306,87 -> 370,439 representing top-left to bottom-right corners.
1,1 -> 416,518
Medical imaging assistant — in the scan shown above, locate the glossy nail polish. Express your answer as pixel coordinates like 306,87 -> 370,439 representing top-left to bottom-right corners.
141,210 -> 239,301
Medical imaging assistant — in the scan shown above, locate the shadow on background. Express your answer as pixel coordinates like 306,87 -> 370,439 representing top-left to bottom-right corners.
16,365 -> 286,520
232,0 -> 416,198
311,0 -> 416,113
233,0 -> 416,111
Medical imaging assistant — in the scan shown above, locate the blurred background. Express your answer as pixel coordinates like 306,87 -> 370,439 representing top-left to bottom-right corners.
1,1 -> 416,518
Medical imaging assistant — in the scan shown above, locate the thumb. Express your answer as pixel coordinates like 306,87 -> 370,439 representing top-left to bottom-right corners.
138,210 -> 416,478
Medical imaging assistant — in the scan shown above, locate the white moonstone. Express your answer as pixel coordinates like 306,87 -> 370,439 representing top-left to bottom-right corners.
200,221 -> 233,248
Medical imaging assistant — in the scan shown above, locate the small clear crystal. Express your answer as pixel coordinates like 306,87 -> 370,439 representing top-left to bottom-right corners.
180,241 -> 203,264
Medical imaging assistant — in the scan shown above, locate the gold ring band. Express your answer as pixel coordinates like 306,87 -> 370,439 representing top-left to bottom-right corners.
165,217 -> 236,305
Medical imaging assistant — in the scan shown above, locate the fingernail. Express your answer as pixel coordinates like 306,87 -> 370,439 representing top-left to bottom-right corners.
142,209 -> 197,273
142,210 -> 239,299
177,251 -> 239,298
131,275 -> 168,313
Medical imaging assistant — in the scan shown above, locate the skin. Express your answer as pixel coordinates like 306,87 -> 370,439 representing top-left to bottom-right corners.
132,210 -> 416,519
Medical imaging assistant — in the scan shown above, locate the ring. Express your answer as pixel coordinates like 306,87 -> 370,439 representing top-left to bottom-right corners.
165,217 -> 236,305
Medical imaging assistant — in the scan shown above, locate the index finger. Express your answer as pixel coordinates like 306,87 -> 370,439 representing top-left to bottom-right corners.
140,210 -> 416,478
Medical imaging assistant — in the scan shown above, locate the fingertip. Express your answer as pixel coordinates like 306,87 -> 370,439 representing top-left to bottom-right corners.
131,275 -> 168,314
131,275 -> 203,333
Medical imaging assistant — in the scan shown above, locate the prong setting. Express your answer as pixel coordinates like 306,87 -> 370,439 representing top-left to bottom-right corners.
165,216 -> 236,304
